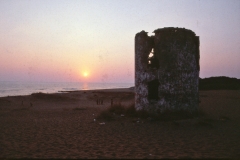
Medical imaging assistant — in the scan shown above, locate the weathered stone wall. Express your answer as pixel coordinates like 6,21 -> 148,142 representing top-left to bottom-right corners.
135,27 -> 200,113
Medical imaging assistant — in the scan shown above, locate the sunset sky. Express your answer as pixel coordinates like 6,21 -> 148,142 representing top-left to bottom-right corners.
1,0 -> 240,83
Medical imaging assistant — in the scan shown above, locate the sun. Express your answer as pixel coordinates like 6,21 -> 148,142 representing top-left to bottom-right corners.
83,71 -> 89,77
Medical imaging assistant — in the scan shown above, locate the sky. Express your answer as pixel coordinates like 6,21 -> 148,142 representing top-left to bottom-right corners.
0,0 -> 240,83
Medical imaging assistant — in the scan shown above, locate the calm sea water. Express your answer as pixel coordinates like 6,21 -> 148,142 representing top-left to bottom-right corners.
0,81 -> 134,97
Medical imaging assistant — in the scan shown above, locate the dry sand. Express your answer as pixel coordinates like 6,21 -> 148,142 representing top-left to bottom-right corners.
0,88 -> 240,159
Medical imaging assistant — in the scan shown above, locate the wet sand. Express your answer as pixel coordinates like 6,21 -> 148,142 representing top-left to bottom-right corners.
0,89 -> 240,159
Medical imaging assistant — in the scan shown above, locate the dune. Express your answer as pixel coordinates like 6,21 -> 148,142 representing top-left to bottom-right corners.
0,88 -> 240,158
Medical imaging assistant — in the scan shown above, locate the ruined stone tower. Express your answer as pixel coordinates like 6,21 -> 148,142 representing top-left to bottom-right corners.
135,27 -> 200,113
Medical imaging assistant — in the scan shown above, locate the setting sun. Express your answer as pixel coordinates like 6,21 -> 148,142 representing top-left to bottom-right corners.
83,71 -> 89,77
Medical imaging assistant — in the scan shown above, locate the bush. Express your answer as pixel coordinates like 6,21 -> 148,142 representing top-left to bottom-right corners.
125,104 -> 137,117
97,110 -> 115,121
97,104 -> 132,121
108,104 -> 126,115
97,104 -> 205,122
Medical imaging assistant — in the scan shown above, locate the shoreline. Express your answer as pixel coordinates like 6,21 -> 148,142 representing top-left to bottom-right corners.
0,86 -> 135,98
59,86 -> 135,93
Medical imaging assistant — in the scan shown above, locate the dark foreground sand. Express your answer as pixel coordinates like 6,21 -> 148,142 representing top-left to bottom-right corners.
0,88 -> 240,159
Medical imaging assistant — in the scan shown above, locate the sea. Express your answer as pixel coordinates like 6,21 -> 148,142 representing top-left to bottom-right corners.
0,81 -> 134,97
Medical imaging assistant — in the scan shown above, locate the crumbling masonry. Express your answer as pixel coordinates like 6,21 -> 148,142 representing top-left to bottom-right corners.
135,27 -> 200,113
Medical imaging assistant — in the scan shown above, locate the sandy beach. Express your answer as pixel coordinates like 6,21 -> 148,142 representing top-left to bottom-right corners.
0,88 -> 240,159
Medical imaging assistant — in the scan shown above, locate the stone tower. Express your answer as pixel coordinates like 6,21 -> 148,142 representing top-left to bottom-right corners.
135,27 -> 200,113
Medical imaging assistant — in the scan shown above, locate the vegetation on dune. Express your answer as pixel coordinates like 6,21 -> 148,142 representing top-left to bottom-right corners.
199,76 -> 240,90
130,76 -> 240,91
